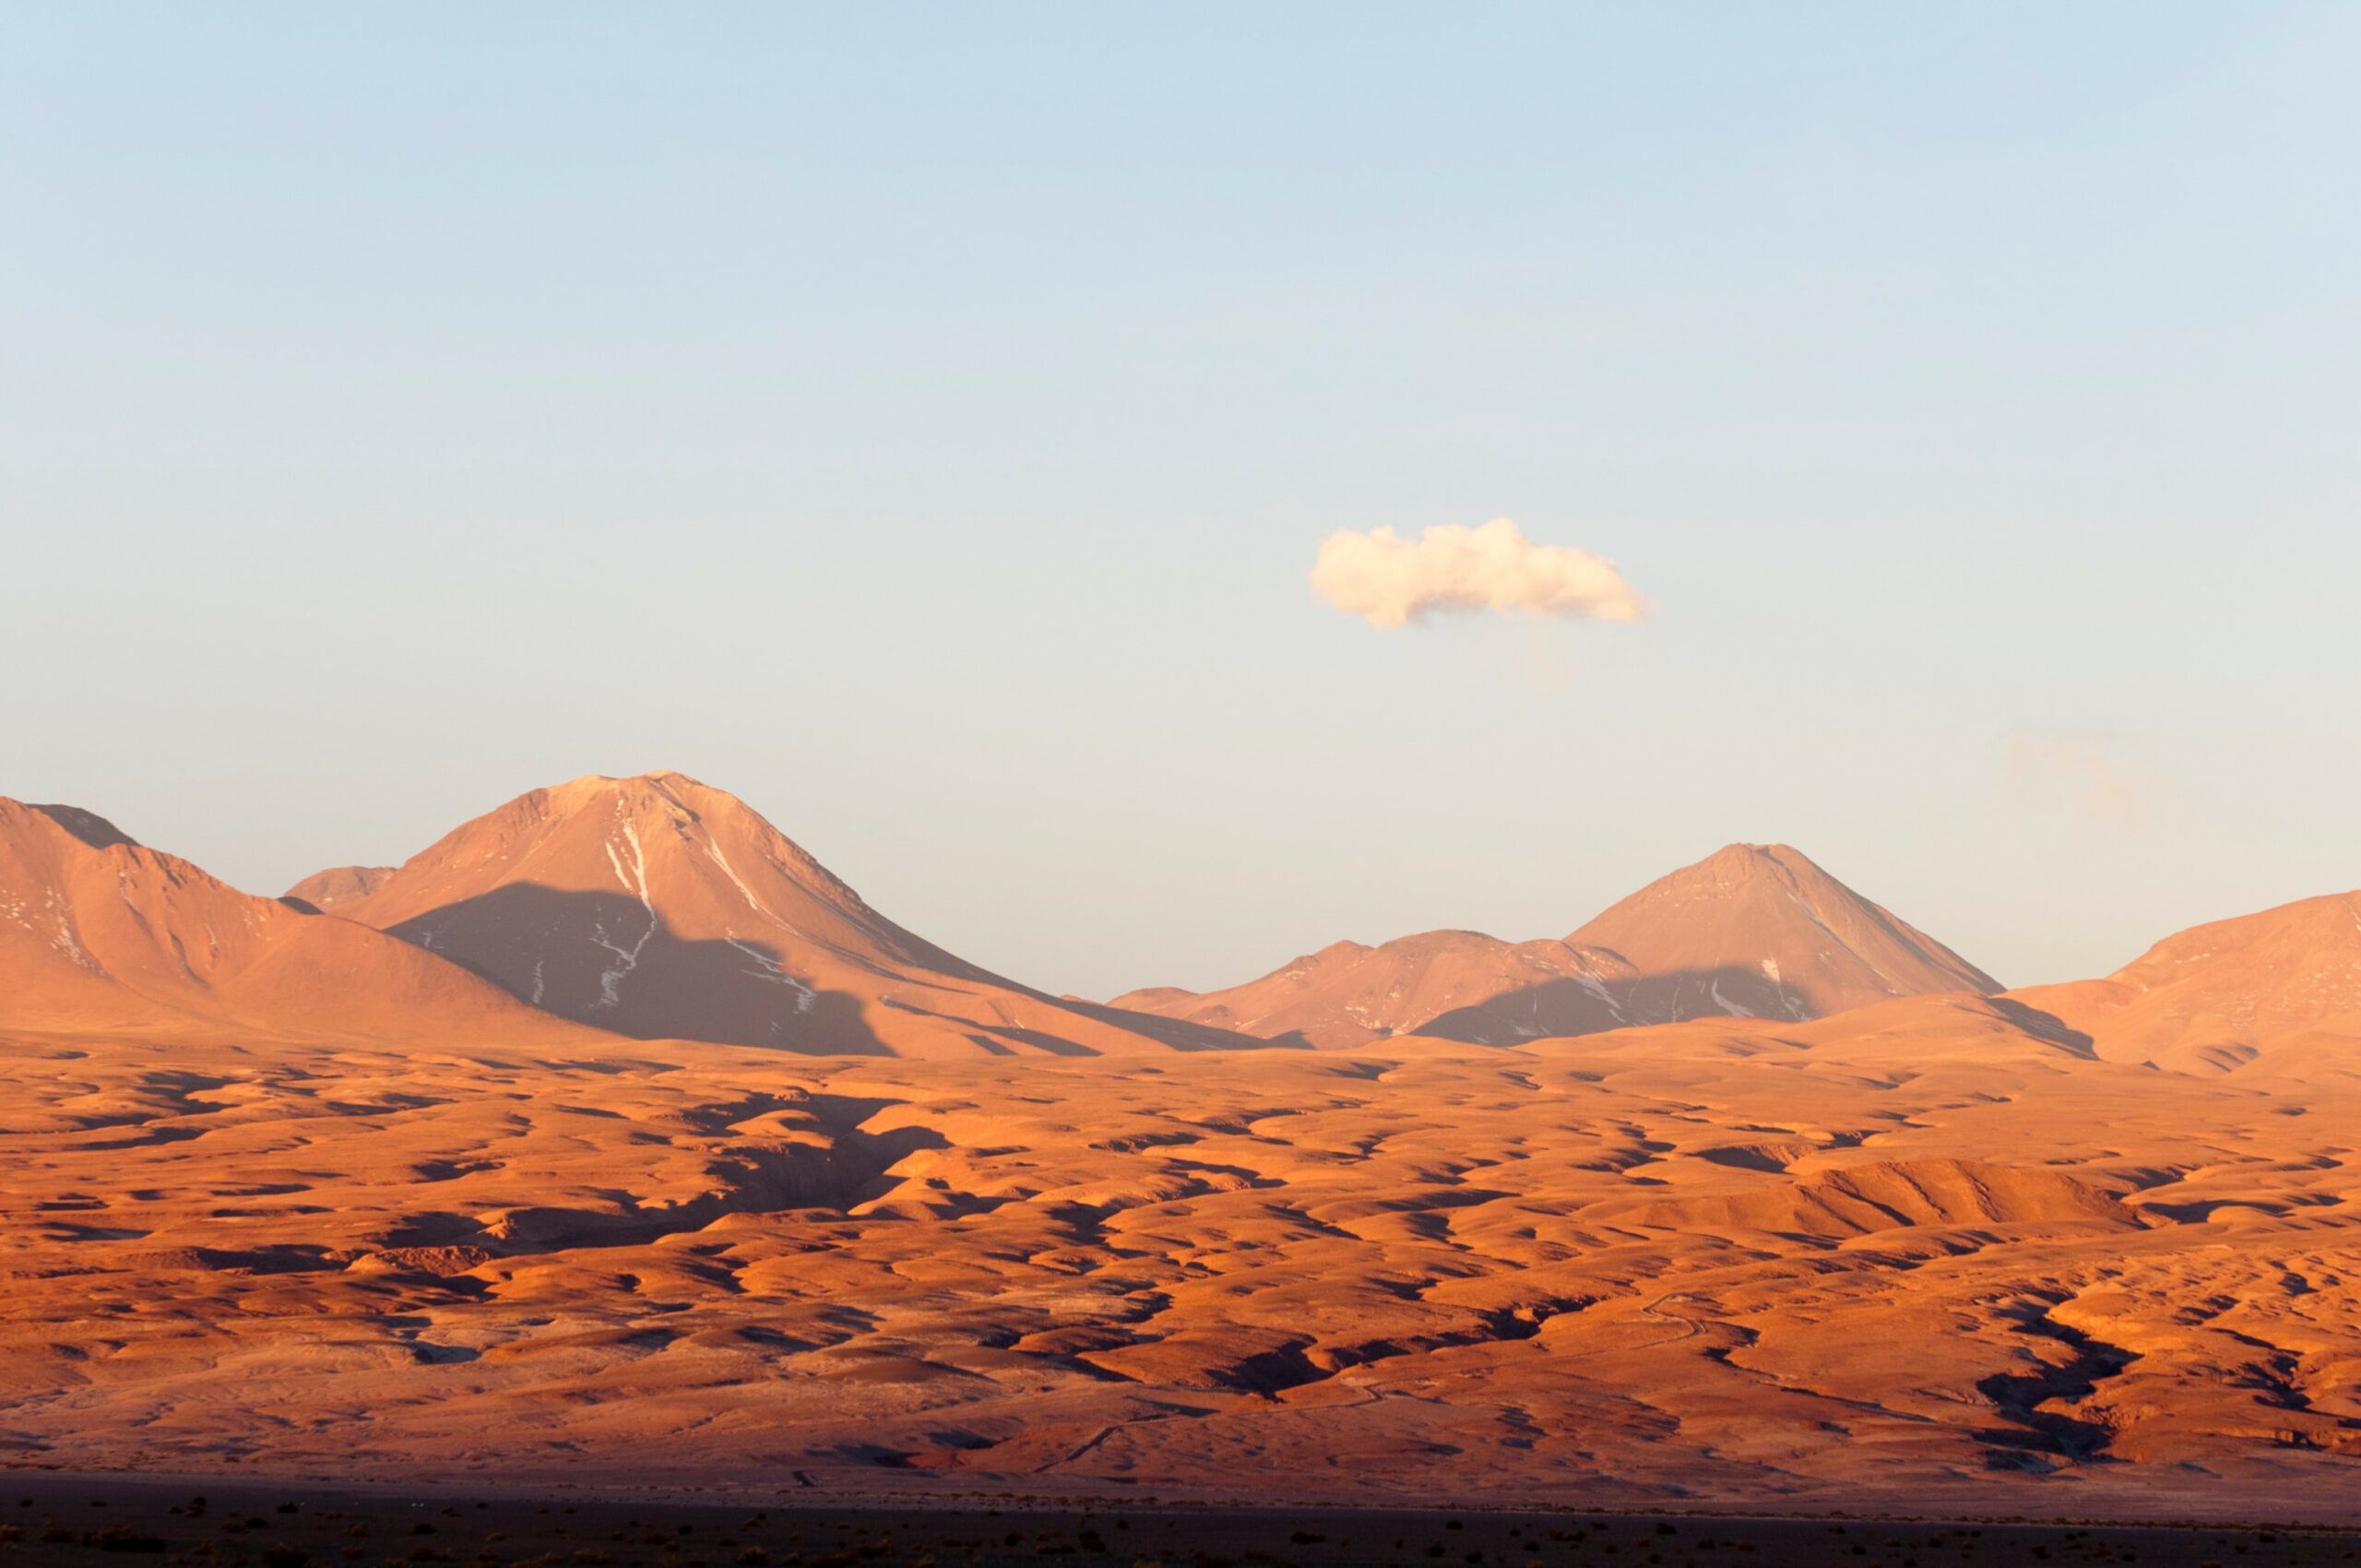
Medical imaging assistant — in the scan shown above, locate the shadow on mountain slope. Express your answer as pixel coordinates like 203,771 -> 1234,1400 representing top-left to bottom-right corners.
384,884 -> 896,1056
1415,971 -> 2101,1053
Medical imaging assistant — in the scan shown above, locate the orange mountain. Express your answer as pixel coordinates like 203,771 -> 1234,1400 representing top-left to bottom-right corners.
284,863 -> 395,910
2012,889 -> 2361,1075
1115,932 -> 1641,1048
1114,842 -> 1998,1046
1567,841 -> 1999,1021
314,771 -> 1258,1059
0,798 -> 601,1047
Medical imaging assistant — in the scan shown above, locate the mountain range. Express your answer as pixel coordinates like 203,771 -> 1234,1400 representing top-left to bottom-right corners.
8,770 -> 2357,1073
1114,841 -> 1999,1047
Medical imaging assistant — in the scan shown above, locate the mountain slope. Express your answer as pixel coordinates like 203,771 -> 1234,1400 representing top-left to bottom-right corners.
1567,842 -> 1999,1024
1116,843 -> 1998,1047
284,864 -> 395,910
0,798 -> 604,1046
1113,932 -> 1641,1049
2011,890 -> 2361,1075
324,772 -> 1264,1059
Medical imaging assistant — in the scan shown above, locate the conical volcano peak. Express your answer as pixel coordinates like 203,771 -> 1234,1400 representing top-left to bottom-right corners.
1121,842 -> 1997,1046
1678,842 -> 1833,889
485,771 -> 712,840
368,771 -> 868,927
311,774 -> 1248,1058
1570,843 -> 1999,1023
544,769 -> 719,815
540,769 -> 870,916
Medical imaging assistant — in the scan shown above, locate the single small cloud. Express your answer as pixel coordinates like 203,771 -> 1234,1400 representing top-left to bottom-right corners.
2005,731 -> 2146,833
1310,517 -> 1648,630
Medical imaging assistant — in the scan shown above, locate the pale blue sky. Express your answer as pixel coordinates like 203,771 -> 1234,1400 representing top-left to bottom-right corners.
5,5 -> 2355,998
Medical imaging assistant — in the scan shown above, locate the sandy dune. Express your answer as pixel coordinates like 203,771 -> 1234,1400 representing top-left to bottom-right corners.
1116,843 -> 1998,1047
5,784 -> 2359,1519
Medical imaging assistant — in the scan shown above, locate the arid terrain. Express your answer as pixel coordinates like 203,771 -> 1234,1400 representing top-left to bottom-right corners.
4,776 -> 2359,1526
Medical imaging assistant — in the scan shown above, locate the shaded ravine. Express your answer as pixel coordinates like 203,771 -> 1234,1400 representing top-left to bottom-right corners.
1975,1301 -> 2141,1467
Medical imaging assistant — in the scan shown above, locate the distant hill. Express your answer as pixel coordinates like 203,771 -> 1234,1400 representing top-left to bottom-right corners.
1114,842 -> 1998,1047
0,797 -> 602,1047
2012,890 -> 2361,1075
283,863 -> 395,910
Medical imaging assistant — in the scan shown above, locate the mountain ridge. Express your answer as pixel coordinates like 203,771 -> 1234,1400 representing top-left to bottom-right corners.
1113,841 -> 1999,1047
2011,888 -> 2361,1075
0,797 -> 608,1047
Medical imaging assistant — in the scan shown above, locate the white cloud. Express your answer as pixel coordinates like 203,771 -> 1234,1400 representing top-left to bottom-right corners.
2006,732 -> 2146,833
1310,517 -> 1648,630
